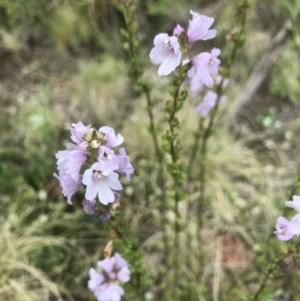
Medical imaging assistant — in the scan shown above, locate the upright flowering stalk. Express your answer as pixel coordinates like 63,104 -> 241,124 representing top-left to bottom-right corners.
149,9 -> 222,295
88,253 -> 131,301
54,122 -> 134,222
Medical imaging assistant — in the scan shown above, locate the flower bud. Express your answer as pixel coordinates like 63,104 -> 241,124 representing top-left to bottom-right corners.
90,139 -> 101,149
83,128 -> 95,142
96,131 -> 104,140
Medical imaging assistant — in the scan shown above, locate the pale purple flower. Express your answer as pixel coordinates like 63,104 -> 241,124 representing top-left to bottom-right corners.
55,145 -> 88,182
56,150 -> 69,172
189,74 -> 228,98
88,269 -> 124,301
88,268 -> 105,291
88,253 -> 130,301
189,75 -> 205,97
54,171 -> 82,205
96,283 -> 124,301
99,126 -> 124,148
173,24 -> 184,36
114,253 -> 131,282
285,195 -> 300,213
274,216 -> 294,241
116,148 -> 134,181
188,48 -> 221,88
70,121 -> 91,145
187,10 -> 216,43
65,149 -> 88,181
149,33 -> 182,76
98,146 -> 119,169
195,91 -> 226,118
82,162 -> 122,205
98,253 -> 130,283
83,199 -> 97,215
288,214 -> 300,236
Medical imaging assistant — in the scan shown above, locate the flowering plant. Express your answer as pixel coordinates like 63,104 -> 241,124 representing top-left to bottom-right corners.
88,253 -> 130,301
54,122 -> 133,221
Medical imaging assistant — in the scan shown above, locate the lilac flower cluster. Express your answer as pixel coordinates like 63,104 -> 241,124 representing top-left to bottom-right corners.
149,10 -> 225,118
274,195 -> 300,241
88,253 -> 131,301
54,122 -> 134,220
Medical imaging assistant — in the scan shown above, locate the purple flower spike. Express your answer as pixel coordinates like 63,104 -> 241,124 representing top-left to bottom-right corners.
173,24 -> 184,36
195,91 -> 226,118
54,171 -> 82,205
149,33 -> 182,76
187,10 -> 216,43
116,148 -> 134,181
274,216 -> 294,241
82,161 -> 122,205
285,195 -> 300,213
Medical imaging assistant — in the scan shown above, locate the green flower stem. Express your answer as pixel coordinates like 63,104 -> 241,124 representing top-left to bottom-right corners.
163,64 -> 188,288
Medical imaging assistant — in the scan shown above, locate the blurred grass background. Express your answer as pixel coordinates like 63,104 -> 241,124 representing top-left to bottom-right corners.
0,0 -> 300,300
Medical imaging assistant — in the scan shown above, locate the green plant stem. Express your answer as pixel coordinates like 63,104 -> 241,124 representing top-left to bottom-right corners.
170,85 -> 182,254
165,73 -> 186,289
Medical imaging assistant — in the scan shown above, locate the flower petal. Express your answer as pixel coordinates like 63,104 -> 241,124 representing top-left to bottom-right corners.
97,179 -> 115,205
